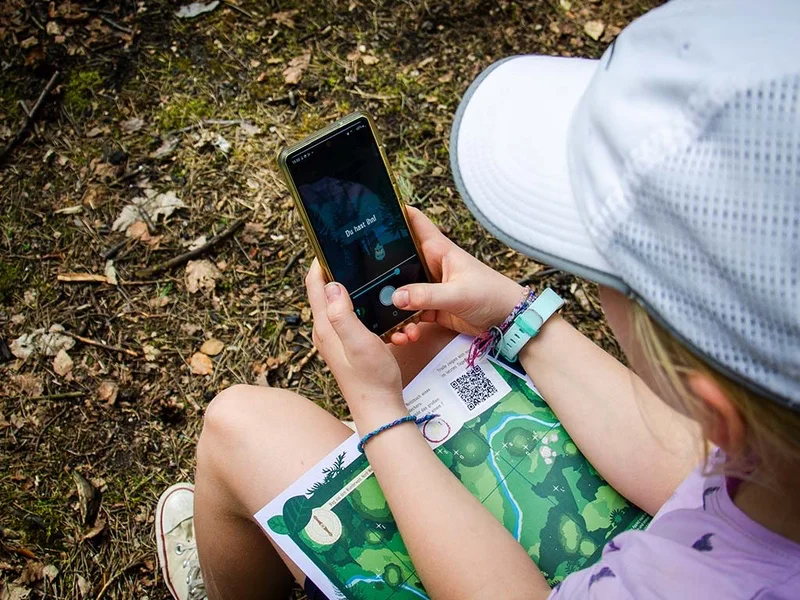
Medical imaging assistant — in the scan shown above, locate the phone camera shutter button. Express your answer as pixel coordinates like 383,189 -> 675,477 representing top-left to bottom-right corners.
379,285 -> 396,306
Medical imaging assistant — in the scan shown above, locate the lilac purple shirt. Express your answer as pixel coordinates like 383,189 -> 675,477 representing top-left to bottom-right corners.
549,455 -> 800,599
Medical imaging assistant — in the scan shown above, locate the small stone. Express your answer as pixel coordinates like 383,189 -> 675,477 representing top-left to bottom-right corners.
583,20 -> 605,41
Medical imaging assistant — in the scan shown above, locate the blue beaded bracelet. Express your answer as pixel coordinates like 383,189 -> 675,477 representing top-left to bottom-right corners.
358,414 -> 439,453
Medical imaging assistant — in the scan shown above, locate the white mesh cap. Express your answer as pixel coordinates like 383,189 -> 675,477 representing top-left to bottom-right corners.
451,0 -> 800,408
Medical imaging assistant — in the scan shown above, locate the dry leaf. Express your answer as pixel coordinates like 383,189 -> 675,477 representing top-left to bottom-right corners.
271,9 -> 298,28
81,517 -> 106,541
185,259 -> 221,294
76,575 -> 90,598
42,565 -> 58,582
11,325 -> 75,360
200,338 -> 224,356
361,54 -> 379,65
190,352 -> 213,375
175,1 -> 220,18
112,190 -> 185,233
186,235 -> 207,250
10,374 -> 43,397
120,117 -> 145,133
127,220 -> 150,241
17,561 -> 45,584
283,52 -> 311,85
73,472 -> 102,527
104,261 -> 118,286
0,583 -> 31,600
142,344 -> 160,362
97,381 -> 119,405
583,20 -> 605,41
241,222 -> 264,244
53,349 -> 73,376
150,136 -> 179,159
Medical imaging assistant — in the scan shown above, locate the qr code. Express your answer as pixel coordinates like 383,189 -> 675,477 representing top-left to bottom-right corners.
449,365 -> 497,411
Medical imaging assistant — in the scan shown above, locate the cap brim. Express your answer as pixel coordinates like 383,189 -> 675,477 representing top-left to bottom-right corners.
451,55 -> 627,292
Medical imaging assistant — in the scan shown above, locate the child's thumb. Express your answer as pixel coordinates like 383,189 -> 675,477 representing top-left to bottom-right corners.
392,282 -> 461,313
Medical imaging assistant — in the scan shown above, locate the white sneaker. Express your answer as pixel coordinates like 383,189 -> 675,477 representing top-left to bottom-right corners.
156,483 -> 207,600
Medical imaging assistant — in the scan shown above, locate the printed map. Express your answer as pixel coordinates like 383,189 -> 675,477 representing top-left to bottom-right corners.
256,336 -> 651,599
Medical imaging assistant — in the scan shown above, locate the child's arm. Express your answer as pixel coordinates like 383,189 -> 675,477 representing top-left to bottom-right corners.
518,316 -> 701,514
359,405 -> 553,600
393,208 -> 702,515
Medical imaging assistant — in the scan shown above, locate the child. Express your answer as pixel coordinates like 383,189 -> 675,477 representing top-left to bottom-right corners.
155,0 -> 800,598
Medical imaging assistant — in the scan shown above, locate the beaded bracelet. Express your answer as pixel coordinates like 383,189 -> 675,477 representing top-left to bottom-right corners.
358,414 -> 439,453
466,287 -> 537,367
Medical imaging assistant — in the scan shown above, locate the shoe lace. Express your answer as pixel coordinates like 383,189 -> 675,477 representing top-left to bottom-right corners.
175,540 -> 207,600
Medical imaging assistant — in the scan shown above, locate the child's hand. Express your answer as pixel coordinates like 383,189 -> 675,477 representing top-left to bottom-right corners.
390,207 -> 527,345
305,260 -> 407,424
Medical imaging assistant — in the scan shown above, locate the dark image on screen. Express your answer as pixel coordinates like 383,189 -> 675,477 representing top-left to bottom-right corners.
287,117 -> 427,334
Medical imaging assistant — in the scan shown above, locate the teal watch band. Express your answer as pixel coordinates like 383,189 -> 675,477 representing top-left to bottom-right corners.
498,288 -> 565,362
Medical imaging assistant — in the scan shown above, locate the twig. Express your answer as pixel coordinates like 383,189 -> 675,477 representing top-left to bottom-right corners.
0,71 -> 59,165
67,333 -> 139,358
102,239 -> 129,260
135,215 -> 248,278
222,0 -> 256,20
95,558 -> 144,600
58,273 -> 109,284
99,14 -> 134,34
281,247 -> 305,277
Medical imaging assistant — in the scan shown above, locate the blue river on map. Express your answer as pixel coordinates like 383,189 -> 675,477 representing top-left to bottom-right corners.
485,414 -> 559,540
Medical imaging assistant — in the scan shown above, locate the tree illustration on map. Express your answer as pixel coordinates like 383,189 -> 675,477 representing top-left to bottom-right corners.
267,361 -> 651,598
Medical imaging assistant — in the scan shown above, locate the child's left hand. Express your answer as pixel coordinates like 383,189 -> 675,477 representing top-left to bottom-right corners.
305,260 -> 408,425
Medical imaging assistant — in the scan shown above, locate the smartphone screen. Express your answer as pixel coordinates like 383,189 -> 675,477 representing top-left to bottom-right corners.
285,116 -> 428,335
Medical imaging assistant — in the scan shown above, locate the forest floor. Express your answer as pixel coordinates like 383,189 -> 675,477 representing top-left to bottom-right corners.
1,1 -> 659,598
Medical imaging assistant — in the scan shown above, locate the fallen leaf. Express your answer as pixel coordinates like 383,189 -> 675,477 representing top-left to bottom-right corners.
190,352 -> 213,375
142,344 -> 160,362
76,575 -> 90,598
241,222 -> 264,244
53,349 -> 73,376
104,261 -> 118,286
81,517 -> 106,542
185,259 -> 221,294
283,52 -> 311,85
42,565 -> 58,582
17,561 -> 44,584
73,472 -> 102,527
9,374 -> 43,397
112,190 -> 185,233
85,126 -> 103,138
127,220 -> 150,241
584,20 -> 605,41
239,122 -> 262,136
175,1 -> 220,19
150,136 -> 179,159
97,381 -> 118,405
120,117 -> 145,133
361,54 -> 379,65
11,326 -> 75,360
270,9 -> 298,28
1,583 -> 31,600
213,134 -> 231,153
200,339 -> 224,356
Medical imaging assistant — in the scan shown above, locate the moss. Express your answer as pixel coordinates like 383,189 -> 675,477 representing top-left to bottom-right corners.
0,261 -> 21,305
157,96 -> 212,131
64,70 -> 103,114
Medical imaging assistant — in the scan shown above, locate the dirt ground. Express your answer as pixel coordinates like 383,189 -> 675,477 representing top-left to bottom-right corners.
1,1 -> 661,598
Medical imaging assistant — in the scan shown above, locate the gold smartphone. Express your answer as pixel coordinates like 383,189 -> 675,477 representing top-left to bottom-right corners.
278,112 -> 430,341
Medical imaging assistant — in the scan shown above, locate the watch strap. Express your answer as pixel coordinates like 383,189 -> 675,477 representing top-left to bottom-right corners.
497,288 -> 565,362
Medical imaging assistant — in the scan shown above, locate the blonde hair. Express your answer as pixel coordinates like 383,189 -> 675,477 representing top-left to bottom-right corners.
631,302 -> 800,485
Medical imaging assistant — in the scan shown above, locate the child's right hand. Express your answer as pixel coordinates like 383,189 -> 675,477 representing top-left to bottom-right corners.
390,207 -> 527,345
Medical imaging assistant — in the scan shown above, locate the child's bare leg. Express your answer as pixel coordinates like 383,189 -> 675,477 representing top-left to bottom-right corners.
194,324 -> 456,599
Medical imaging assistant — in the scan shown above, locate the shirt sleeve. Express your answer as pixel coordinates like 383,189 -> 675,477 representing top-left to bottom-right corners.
547,562 -> 635,600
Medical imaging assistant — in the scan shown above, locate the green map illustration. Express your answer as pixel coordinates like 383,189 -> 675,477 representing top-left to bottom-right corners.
266,361 -> 651,599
